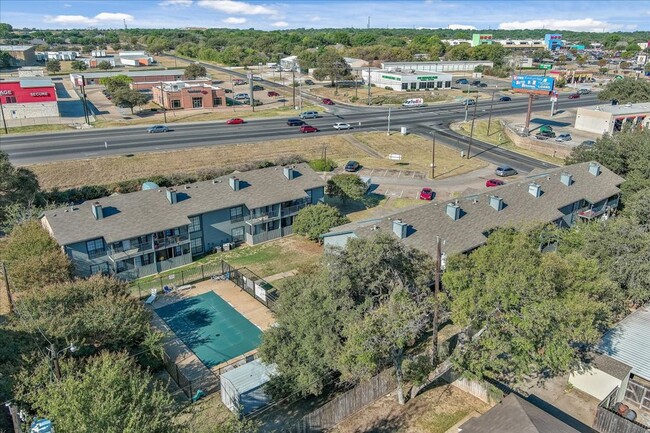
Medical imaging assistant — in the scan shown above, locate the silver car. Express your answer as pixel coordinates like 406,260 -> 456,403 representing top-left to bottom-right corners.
147,125 -> 169,133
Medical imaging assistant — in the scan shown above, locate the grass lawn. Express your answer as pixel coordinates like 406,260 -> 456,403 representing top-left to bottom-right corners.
451,120 -> 565,166
0,124 -> 72,135
326,195 -> 425,222
306,85 -> 466,106
174,392 -> 237,433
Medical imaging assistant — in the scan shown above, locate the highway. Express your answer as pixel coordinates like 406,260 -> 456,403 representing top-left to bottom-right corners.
0,92 -> 601,173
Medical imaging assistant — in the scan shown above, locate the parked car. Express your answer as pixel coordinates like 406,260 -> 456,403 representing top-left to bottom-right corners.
486,179 -> 505,187
581,140 -> 596,147
251,75 -> 262,81
577,88 -> 591,94
418,187 -> 434,200
252,85 -> 264,91
471,80 -> 481,86
535,131 -> 556,139
555,133 -> 572,142
267,91 -> 280,97
304,79 -> 315,85
344,160 -> 360,172
455,78 -> 469,85
499,96 -> 512,102
147,125 -> 169,133
299,111 -> 319,119
322,98 -> 335,105
300,125 -> 318,133
568,93 -> 581,99
462,98 -> 476,106
495,166 -> 518,177
233,79 -> 247,85
539,125 -> 554,134
333,122 -> 351,130
234,93 -> 249,100
251,99 -> 263,106
226,118 -> 245,124
479,83 -> 488,87
287,118 -> 305,126
224,88 -> 233,93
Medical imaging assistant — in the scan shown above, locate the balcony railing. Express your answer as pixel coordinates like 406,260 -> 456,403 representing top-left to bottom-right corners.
245,227 -> 282,244
245,210 -> 280,225
594,387 -> 649,433
281,202 -> 308,217
153,233 -> 190,250
107,241 -> 153,261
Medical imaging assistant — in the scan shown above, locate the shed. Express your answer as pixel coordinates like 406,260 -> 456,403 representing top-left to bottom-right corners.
220,360 -> 277,416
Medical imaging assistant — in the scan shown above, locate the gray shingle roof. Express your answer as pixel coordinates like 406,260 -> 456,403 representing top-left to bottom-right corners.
324,162 -> 623,257
597,304 -> 650,381
459,394 -> 583,433
42,163 -> 324,245
70,69 -> 185,79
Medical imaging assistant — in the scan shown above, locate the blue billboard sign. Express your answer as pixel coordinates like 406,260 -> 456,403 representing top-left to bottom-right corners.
511,75 -> 555,94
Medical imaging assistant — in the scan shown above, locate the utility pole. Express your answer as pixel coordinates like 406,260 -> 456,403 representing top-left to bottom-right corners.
367,65 -> 372,105
80,74 -> 89,124
160,81 -> 167,123
524,93 -> 534,135
291,69 -> 296,109
487,90 -> 496,136
1,262 -> 13,314
50,343 -> 62,381
386,107 -> 391,135
0,97 -> 8,135
467,95 -> 479,159
6,403 -> 22,433
430,235 -> 441,365
431,131 -> 436,179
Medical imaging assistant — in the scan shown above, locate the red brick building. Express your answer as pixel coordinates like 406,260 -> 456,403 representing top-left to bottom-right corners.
0,78 -> 59,118
152,80 -> 226,110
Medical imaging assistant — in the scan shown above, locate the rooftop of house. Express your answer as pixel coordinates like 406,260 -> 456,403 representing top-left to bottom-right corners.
0,45 -> 34,51
41,163 -> 325,246
459,394 -> 584,433
323,162 -> 623,257
597,304 -> 650,382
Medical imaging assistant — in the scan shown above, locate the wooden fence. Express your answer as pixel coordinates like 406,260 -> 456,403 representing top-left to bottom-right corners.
626,378 -> 650,412
593,387 -> 649,433
283,368 -> 397,433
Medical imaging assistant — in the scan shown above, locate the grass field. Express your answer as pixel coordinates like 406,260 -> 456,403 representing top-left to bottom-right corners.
307,85 -> 466,106
0,124 -> 72,135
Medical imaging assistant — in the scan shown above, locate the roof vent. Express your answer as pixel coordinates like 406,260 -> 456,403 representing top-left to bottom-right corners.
528,182 -> 542,198
91,202 -> 103,220
560,172 -> 573,186
229,177 -> 240,191
588,162 -> 601,176
392,219 -> 408,239
283,166 -> 295,180
446,203 -> 461,220
166,188 -> 177,204
489,195 -> 504,211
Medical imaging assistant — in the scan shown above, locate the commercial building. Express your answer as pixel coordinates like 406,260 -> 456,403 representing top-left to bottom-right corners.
118,50 -> 154,67
323,162 -> 623,257
280,55 -> 299,71
575,103 -> 650,135
380,60 -> 493,73
151,80 -> 226,109
83,56 -> 117,69
361,68 -> 452,91
46,51 -> 78,61
18,66 -> 45,77
544,33 -> 564,51
0,78 -> 59,119
40,163 -> 325,280
0,45 -> 37,67
471,34 -> 494,47
548,69 -> 593,84
69,69 -> 185,87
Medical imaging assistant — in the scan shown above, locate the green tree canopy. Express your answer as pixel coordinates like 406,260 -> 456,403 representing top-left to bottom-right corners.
45,59 -> 61,73
15,352 -> 177,433
293,203 -> 349,242
0,151 -> 40,221
184,63 -> 207,79
327,174 -> 366,203
0,51 -> 11,69
70,60 -> 87,71
597,76 -> 650,104
97,60 -> 114,70
100,74 -> 133,93
311,49 -> 352,85
112,88 -> 149,114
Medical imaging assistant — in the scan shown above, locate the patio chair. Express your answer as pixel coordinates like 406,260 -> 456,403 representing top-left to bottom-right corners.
145,288 -> 157,305
163,284 -> 176,294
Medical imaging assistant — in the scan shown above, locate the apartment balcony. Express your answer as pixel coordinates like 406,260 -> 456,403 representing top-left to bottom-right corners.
245,210 -> 280,225
153,233 -> 190,250
594,387 -> 650,433
107,241 -> 153,261
281,202 -> 308,217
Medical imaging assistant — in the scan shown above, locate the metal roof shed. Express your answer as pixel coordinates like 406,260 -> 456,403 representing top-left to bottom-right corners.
220,360 -> 277,416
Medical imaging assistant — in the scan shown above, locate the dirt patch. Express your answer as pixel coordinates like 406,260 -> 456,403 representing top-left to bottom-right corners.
330,381 -> 490,433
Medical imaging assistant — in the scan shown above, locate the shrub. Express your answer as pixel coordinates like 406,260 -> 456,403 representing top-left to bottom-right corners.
309,159 -> 337,172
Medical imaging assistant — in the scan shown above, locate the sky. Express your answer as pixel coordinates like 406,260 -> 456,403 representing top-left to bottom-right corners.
2,0 -> 650,32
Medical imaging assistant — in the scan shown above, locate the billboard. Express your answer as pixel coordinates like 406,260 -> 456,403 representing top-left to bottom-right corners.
511,75 -> 555,95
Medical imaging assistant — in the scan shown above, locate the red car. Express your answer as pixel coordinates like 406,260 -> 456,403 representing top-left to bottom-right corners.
300,125 -> 318,133
226,118 -> 245,124
419,187 -> 434,200
486,179 -> 505,187
568,93 -> 580,99
322,98 -> 335,105
267,91 -> 280,97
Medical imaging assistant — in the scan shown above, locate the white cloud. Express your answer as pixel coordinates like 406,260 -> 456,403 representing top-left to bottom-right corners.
63,3 -> 72,7
271,21 -> 289,27
223,16 -> 247,24
448,24 -> 476,30
159,0 -> 193,6
499,18 -> 623,32
45,12 -> 134,26
197,0 -> 276,15
310,15 -> 321,22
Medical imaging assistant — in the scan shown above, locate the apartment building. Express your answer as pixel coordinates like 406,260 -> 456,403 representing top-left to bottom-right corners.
41,164 -> 325,280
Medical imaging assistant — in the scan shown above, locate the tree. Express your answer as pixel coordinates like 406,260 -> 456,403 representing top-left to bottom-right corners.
619,61 -> 631,70
339,286 -> 430,404
625,187 -> 650,227
312,49 -> 351,86
327,174 -> 366,202
147,38 -> 169,55
184,63 -> 207,80
97,60 -> 113,70
645,63 -> 650,73
597,76 -> 650,104
46,59 -> 61,73
0,152 -> 40,226
442,227 -> 614,383
15,352 -> 177,433
0,51 -> 12,69
111,88 -> 149,114
99,74 -> 133,93
0,23 -> 12,39
70,60 -> 87,71
293,203 -> 349,242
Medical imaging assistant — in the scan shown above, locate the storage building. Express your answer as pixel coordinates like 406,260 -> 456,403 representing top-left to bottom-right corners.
220,360 -> 277,416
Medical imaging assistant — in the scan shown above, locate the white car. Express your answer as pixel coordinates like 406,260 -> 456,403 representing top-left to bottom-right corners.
333,122 -> 351,130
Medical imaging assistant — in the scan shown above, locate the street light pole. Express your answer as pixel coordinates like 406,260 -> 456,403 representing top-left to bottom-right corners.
430,235 -> 441,365
467,95 -> 479,159
487,90 -> 496,136
0,97 -> 8,135
292,69 -> 296,109
367,65 -> 371,105
387,107 -> 391,135
160,81 -> 167,123
431,131 -> 436,179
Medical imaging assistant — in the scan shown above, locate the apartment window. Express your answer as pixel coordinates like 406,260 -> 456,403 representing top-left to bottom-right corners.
141,254 -> 152,266
192,97 -> 203,108
188,216 -> 201,233
171,99 -> 181,108
90,263 -> 108,275
230,206 -> 244,222
190,238 -> 203,255
112,241 -> 124,252
231,227 -> 245,243
306,189 -> 313,204
213,97 -> 222,106
86,238 -> 106,259
5,96 -> 17,104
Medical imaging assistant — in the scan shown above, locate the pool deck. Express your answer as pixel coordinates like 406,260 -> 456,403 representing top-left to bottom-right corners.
148,279 -> 275,390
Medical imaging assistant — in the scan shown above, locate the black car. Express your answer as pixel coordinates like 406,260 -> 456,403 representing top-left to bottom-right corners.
252,85 -> 264,91
344,160 -> 360,172
479,83 -> 488,87
499,96 -> 512,102
471,80 -> 481,86
535,131 -> 556,139
455,78 -> 469,84
304,79 -> 315,85
495,166 -> 518,177
287,118 -> 305,126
